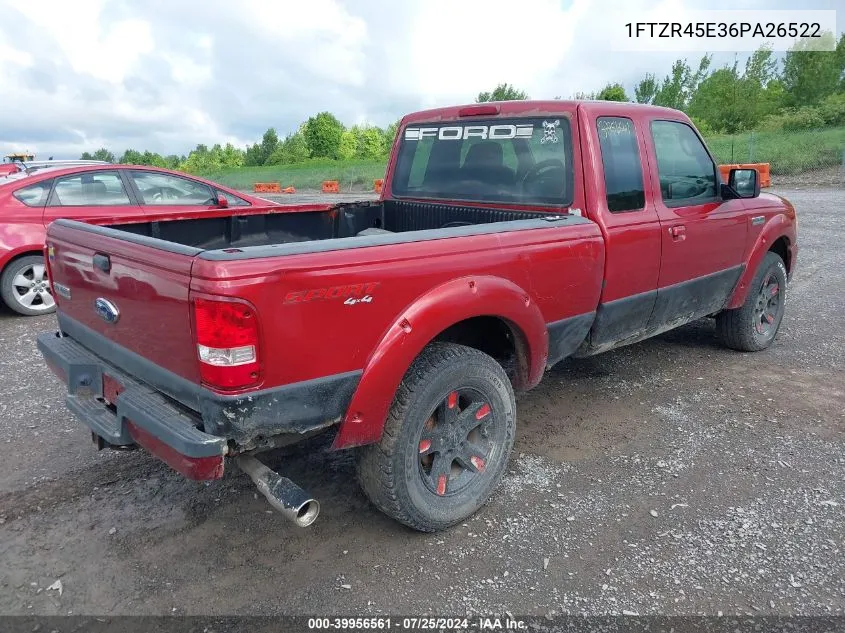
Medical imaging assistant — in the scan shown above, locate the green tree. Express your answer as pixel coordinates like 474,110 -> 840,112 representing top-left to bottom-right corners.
179,143 -> 241,173
653,55 -> 711,110
244,142 -> 263,166
257,128 -> 279,165
267,126 -> 311,165
596,82 -> 629,102
382,121 -> 399,154
634,74 -> 659,104
221,143 -> 245,168
357,125 -> 387,159
80,148 -> 114,162
304,112 -> 345,159
141,150 -> 166,167
783,32 -> 844,107
119,149 -> 144,164
688,46 -> 780,133
337,130 -> 357,160
476,83 -> 528,102
688,65 -> 744,133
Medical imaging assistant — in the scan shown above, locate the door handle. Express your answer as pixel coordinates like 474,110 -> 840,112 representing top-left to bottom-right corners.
669,225 -> 686,241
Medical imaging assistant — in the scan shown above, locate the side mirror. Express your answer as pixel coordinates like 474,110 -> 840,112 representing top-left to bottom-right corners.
217,195 -> 229,208
728,168 -> 760,199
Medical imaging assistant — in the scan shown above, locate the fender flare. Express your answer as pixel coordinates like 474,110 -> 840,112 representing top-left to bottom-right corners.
331,275 -> 548,450
726,214 -> 796,310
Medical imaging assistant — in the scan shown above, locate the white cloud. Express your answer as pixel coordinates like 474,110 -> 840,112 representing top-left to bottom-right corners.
395,0 -> 591,104
11,1 -> 153,83
0,0 -> 839,158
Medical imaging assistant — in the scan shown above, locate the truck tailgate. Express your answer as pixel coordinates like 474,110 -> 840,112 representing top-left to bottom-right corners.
46,220 -> 201,384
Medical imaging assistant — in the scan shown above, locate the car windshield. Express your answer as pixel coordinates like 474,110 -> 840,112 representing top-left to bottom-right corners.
391,116 -> 574,206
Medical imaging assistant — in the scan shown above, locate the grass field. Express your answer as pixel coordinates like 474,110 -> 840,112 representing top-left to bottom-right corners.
200,127 -> 845,190
199,159 -> 386,191
705,127 -> 845,175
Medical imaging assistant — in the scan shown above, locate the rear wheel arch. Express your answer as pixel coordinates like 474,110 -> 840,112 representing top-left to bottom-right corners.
433,315 -> 531,390
331,276 -> 547,450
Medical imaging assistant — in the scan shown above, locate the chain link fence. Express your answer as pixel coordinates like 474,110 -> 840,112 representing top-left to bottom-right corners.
704,127 -> 845,187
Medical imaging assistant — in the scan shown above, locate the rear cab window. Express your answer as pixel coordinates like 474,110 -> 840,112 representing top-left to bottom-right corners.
391,117 -> 574,206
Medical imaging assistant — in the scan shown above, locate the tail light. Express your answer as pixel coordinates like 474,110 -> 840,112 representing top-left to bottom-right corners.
192,297 -> 260,390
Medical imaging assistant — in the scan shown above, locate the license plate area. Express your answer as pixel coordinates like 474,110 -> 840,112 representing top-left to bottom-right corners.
102,374 -> 125,408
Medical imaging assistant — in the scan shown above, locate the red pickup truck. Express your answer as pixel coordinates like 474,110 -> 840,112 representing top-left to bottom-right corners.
37,100 -> 797,531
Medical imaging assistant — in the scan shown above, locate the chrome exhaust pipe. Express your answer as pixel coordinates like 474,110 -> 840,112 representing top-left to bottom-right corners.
237,455 -> 320,527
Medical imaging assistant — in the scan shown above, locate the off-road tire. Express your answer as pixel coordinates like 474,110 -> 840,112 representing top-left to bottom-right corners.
357,343 -> 516,532
716,251 -> 787,352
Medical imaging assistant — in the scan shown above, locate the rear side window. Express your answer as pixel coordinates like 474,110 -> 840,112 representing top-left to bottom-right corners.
13,180 -> 52,206
596,117 -> 645,213
392,117 -> 574,206
52,172 -> 131,206
650,120 -> 717,205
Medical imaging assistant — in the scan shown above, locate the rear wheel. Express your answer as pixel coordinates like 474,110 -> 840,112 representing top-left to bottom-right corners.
357,343 -> 516,532
716,252 -> 787,351
1,255 -> 56,316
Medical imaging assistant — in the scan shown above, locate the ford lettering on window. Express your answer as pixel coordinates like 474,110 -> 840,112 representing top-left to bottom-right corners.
392,117 -> 574,206
404,124 -> 535,141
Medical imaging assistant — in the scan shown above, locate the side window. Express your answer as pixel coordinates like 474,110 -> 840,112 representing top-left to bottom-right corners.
52,172 -> 130,206
130,171 -> 214,206
650,120 -> 717,204
13,180 -> 52,206
596,117 -> 645,213
215,188 -> 249,206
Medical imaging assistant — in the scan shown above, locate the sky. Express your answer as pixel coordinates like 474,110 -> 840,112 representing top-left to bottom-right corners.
0,0 -> 841,159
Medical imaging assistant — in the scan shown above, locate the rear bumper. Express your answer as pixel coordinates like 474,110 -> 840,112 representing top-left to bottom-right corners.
38,331 -> 227,480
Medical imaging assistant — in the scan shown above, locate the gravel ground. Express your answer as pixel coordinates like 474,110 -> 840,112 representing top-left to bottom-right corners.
0,187 -> 842,618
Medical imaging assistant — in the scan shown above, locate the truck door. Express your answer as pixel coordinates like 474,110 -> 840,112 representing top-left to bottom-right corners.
645,119 -> 747,329
583,113 -> 662,352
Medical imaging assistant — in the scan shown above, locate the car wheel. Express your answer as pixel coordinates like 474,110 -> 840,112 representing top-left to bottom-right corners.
357,342 -> 516,532
1,255 -> 56,316
716,251 -> 787,352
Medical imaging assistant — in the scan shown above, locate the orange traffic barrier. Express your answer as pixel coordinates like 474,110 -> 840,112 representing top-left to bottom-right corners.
373,178 -> 384,194
719,163 -> 771,188
747,163 -> 771,187
718,164 -> 738,183
281,186 -> 296,194
253,182 -> 281,193
322,180 -> 339,193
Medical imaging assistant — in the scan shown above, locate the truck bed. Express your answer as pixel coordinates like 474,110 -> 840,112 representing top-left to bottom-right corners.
107,199 -> 554,251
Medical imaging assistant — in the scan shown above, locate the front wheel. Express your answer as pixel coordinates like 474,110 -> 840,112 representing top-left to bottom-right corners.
716,252 -> 787,351
1,255 -> 56,316
357,343 -> 516,532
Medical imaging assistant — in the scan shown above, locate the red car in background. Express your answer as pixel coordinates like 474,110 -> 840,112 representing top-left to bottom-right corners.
0,165 -> 276,315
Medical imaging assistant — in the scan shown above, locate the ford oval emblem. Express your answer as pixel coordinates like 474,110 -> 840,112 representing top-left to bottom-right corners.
94,298 -> 120,324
